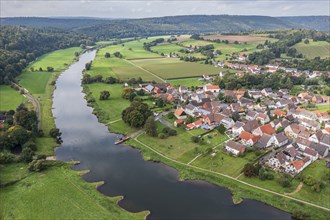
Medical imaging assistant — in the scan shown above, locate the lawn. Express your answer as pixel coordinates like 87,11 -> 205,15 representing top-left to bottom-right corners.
131,58 -> 221,79
293,40 -> 330,59
304,104 -> 330,112
151,43 -> 206,58
17,71 -> 52,94
0,85 -> 26,111
0,163 -> 146,220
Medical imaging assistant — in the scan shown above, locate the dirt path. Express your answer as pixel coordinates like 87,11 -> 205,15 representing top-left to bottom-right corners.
285,182 -> 304,196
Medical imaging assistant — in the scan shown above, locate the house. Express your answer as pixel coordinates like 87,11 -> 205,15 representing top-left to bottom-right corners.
174,119 -> 184,127
225,141 -> 246,156
242,120 -> 259,133
310,142 -> 329,158
256,113 -> 270,125
178,86 -> 188,93
296,137 -> 312,150
153,83 -> 170,93
300,118 -> 320,131
232,122 -> 245,136
238,97 -> 253,106
203,85 -> 220,93
319,133 -> 330,148
273,109 -> 287,118
303,148 -> 318,161
174,108 -> 187,119
185,120 -> 202,130
144,84 -> 154,93
184,104 -> 198,116
239,131 -> 260,147
253,124 -> 275,136
286,158 -> 310,175
248,90 -> 263,99
284,123 -> 306,138
309,131 -> 324,143
246,111 -> 258,121
267,151 -> 286,169
255,134 -> 274,149
261,88 -> 273,97
221,117 -> 235,129
273,132 -> 289,147
203,113 -> 224,126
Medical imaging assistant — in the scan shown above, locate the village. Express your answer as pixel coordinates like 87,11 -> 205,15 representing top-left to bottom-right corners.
137,76 -> 330,177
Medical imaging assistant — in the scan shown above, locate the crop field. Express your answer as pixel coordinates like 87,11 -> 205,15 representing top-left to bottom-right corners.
30,47 -> 81,71
202,35 -> 271,43
293,40 -> 330,58
131,58 -> 221,79
0,85 -> 26,111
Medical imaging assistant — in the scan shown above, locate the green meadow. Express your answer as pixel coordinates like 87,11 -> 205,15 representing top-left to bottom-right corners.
293,40 -> 330,59
0,163 -> 146,220
0,85 -> 26,111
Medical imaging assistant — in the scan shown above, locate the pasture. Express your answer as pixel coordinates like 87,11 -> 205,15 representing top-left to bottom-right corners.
293,40 -> 330,59
0,85 -> 26,111
168,77 -> 207,88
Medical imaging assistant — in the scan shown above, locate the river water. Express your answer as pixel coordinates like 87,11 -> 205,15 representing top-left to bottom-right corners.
54,50 -> 291,220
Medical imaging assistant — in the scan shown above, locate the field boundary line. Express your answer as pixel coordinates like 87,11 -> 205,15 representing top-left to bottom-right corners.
134,133 -> 330,212
123,59 -> 167,83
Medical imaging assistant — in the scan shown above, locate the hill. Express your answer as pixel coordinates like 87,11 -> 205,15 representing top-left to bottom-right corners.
278,16 -> 330,31
2,15 -> 329,39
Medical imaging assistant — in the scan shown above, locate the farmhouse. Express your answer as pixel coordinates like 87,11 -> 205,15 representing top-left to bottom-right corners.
174,108 -> 187,119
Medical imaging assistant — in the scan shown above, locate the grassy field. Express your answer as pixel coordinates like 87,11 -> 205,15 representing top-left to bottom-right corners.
131,58 -> 221,79
202,35 -> 272,43
0,163 -> 146,220
168,77 -> 207,88
86,83 -> 131,122
293,40 -> 330,59
304,104 -> 330,112
151,43 -> 206,58
30,47 -> 81,71
0,85 -> 26,111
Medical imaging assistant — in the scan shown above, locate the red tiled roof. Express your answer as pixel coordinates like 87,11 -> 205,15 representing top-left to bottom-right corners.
206,85 -> 220,90
274,109 -> 286,117
260,124 -> 275,135
290,160 -> 304,171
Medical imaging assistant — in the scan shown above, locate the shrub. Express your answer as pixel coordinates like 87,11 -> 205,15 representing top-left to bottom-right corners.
28,159 -> 47,172
0,151 -> 16,164
19,148 -> 34,163
22,141 -> 37,151
158,133 -> 166,139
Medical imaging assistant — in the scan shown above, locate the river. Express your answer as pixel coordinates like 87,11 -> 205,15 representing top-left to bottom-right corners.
54,50 -> 291,220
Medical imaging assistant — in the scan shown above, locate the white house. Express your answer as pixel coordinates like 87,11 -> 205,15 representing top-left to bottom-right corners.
225,141 -> 246,156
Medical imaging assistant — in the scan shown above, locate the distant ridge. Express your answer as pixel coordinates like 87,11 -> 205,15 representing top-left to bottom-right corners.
1,15 -> 329,38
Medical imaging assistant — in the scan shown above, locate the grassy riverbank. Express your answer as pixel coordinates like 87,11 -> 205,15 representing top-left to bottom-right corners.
0,163 -> 147,219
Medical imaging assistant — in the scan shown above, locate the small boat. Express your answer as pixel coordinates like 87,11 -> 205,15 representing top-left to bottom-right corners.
114,136 -> 130,145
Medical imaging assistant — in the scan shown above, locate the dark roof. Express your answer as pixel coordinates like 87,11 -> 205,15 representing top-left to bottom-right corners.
243,120 -> 259,133
226,141 -> 245,152
275,132 -> 288,143
310,142 -> 328,157
255,134 -> 272,149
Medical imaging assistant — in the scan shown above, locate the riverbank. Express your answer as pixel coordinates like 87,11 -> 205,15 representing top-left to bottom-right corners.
82,80 -> 329,219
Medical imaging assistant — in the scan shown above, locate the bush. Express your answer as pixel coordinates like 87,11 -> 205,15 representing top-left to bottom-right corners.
191,136 -> 199,143
292,210 -> 310,220
158,133 -> 166,139
28,159 -> 47,172
0,151 -> 16,164
167,112 -> 174,119
22,141 -> 37,151
303,175 -> 316,186
19,148 -> 35,163
278,174 -> 292,188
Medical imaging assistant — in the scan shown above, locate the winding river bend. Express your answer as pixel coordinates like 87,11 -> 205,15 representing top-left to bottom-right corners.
54,50 -> 291,220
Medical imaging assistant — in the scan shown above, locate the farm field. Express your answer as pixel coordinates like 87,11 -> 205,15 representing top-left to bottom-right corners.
293,40 -> 330,59
0,85 -> 26,111
168,77 -> 207,88
131,58 -> 221,79
151,43 -> 206,58
202,35 -> 272,43
0,163 -> 145,220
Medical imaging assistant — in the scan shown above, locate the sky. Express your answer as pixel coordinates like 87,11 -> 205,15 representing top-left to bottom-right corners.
1,0 -> 329,18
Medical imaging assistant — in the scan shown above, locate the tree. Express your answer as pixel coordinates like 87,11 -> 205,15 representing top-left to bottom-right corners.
10,126 -> 31,147
224,95 -> 234,103
155,98 -> 165,108
217,92 -> 224,101
231,112 -> 240,122
104,76 -> 117,84
122,101 -> 152,128
304,39 -> 310,44
15,110 -> 38,131
243,163 -> 259,177
128,110 -> 145,127
145,116 -> 158,137
122,88 -> 136,99
99,90 -> 110,100
278,174 -> 292,188
104,52 -> 111,58
20,147 -> 34,163
49,128 -> 61,139
217,124 -> 226,134
114,51 -> 123,58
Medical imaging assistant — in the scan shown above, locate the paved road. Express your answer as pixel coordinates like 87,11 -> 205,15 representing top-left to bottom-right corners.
12,82 -> 41,129
134,133 -> 330,212
155,111 -> 173,127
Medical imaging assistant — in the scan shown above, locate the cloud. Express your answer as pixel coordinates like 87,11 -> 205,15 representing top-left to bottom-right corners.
0,0 -> 329,18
